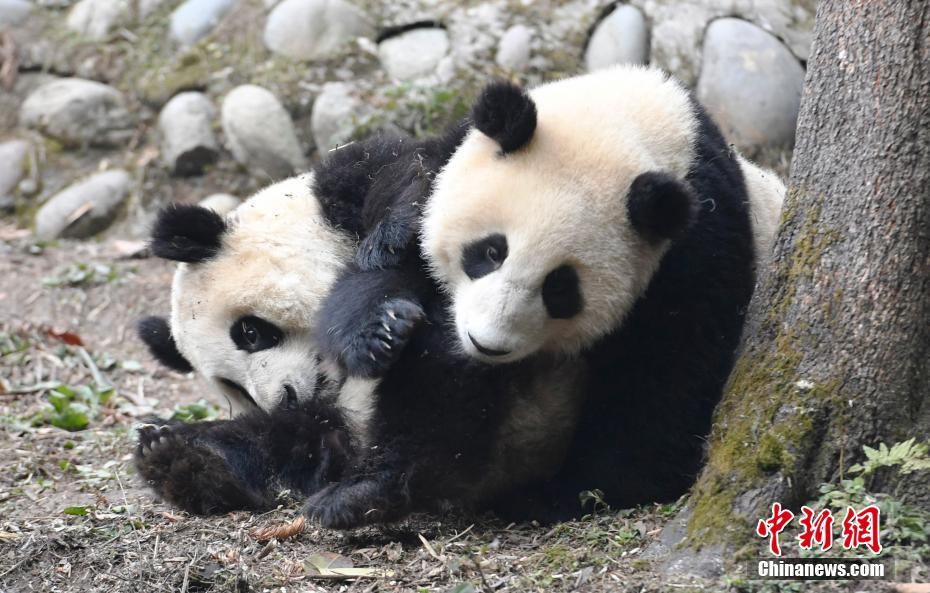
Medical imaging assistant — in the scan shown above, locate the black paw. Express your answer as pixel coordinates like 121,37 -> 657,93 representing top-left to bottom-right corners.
356,220 -> 408,270
304,472 -> 411,530
341,298 -> 424,378
134,424 -> 268,514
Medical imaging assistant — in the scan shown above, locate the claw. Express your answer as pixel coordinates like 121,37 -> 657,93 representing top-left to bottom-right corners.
369,352 -> 377,361
381,322 -> 391,333
386,309 -> 397,321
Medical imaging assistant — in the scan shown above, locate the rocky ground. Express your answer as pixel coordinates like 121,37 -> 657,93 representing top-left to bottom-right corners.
2,0 -> 920,592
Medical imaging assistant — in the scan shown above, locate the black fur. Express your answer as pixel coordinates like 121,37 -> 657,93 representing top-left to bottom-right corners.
150,204 -> 227,263
542,264 -> 583,320
627,171 -> 698,243
135,400 -> 352,515
472,81 -> 537,154
137,316 -> 193,373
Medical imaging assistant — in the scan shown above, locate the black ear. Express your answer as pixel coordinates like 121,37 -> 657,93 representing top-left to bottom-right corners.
151,204 -> 227,263
137,316 -> 194,373
472,81 -> 537,154
627,172 -> 698,243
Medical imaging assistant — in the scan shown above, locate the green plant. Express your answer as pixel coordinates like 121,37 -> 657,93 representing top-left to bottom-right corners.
170,399 -> 220,423
37,384 -> 114,431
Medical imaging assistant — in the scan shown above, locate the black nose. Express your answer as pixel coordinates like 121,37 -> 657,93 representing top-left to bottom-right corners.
282,384 -> 297,408
468,333 -> 511,357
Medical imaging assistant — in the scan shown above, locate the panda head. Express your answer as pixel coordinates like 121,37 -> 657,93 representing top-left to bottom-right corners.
421,66 -> 700,363
139,175 -> 355,413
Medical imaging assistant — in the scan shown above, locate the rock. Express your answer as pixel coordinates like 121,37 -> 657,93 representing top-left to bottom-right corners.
697,18 -> 805,152
311,82 -> 364,151
584,4 -> 648,71
378,27 -> 450,81
169,0 -> 236,46
158,92 -> 219,176
221,85 -> 307,179
20,78 -> 133,147
0,140 -> 30,203
66,0 -> 131,39
0,0 -> 31,26
495,24 -> 532,71
35,170 -> 131,240
198,193 -> 240,215
264,0 -> 374,61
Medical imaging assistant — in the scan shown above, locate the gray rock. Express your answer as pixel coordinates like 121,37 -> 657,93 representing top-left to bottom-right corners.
221,85 -> 308,179
169,0 -> 236,46
20,78 -> 134,147
0,0 -> 32,27
264,0 -> 374,60
495,24 -> 532,71
198,193 -> 240,215
0,140 -> 30,201
584,4 -> 648,71
310,82 -> 364,152
66,0 -> 131,39
158,92 -> 219,176
697,18 -> 805,152
35,170 -> 131,240
378,27 -> 450,81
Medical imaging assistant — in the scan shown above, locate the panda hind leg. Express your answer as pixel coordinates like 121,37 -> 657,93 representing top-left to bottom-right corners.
135,423 -> 271,515
304,469 -> 412,529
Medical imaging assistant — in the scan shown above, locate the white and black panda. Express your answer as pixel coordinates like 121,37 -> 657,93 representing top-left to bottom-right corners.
412,65 -> 786,513
134,133 -> 587,523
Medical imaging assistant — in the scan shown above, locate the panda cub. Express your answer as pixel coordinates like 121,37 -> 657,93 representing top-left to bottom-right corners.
135,132 -> 587,524
413,65 -> 786,515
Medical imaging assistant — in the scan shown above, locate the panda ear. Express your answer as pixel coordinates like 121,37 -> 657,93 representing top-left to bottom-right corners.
627,172 -> 698,243
150,204 -> 227,263
471,81 -> 537,154
137,316 -> 194,373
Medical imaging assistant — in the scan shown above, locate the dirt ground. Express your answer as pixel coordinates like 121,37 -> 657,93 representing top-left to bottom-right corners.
0,222 -> 913,593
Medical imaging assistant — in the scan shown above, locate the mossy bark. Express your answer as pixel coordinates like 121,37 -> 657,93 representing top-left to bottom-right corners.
685,0 -> 930,552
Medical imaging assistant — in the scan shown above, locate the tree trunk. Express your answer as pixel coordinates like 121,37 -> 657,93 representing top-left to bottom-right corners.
685,0 -> 930,552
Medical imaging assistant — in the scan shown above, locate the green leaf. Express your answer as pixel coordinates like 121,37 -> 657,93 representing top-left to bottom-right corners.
63,506 -> 89,516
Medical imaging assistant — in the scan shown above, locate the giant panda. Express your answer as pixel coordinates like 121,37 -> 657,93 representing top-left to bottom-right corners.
411,65 -> 786,515
134,132 -> 588,523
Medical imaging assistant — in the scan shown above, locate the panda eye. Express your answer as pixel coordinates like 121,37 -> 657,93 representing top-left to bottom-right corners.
462,234 -> 508,280
231,316 -> 283,353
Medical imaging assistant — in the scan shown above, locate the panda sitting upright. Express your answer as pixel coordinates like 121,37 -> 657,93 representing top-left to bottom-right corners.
134,131 -> 588,523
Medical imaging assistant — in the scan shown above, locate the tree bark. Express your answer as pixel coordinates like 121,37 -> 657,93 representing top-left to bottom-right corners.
685,0 -> 930,552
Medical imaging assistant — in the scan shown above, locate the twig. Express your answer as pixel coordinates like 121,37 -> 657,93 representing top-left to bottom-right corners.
470,555 -> 492,592
417,533 -> 442,561
446,523 -> 474,544
78,347 -> 111,390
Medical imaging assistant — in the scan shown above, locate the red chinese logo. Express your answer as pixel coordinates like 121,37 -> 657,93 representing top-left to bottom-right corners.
756,503 -> 882,555
798,506 -> 834,551
841,505 -> 882,554
757,502 -> 794,556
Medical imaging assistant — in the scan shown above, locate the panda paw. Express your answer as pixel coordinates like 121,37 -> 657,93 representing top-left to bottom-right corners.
135,424 -> 268,515
341,298 -> 424,378
304,475 -> 409,529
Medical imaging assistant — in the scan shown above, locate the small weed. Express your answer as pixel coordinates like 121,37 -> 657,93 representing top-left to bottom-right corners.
171,399 -> 220,423
36,383 -> 115,431
42,262 -> 120,287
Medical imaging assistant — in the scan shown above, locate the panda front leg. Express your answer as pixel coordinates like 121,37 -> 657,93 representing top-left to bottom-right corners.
303,467 -> 414,529
135,420 -> 272,515
315,266 -> 426,379
135,404 -> 352,515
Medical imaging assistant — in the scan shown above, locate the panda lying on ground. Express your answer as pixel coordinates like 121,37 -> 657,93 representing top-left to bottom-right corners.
137,65 -> 784,525
135,134 -> 587,523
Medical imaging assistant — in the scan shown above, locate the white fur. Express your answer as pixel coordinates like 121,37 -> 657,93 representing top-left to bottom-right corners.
169,174 -> 363,414
422,66 -> 698,361
738,156 -> 785,261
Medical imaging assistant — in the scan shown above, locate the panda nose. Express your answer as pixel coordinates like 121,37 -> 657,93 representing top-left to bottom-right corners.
468,333 -> 511,357
282,383 -> 297,409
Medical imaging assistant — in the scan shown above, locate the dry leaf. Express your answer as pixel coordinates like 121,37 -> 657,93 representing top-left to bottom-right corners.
250,515 -> 306,542
45,327 -> 84,347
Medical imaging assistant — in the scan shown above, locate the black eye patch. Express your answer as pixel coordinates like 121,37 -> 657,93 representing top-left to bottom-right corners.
230,315 -> 284,353
542,264 -> 583,319
462,233 -> 508,280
